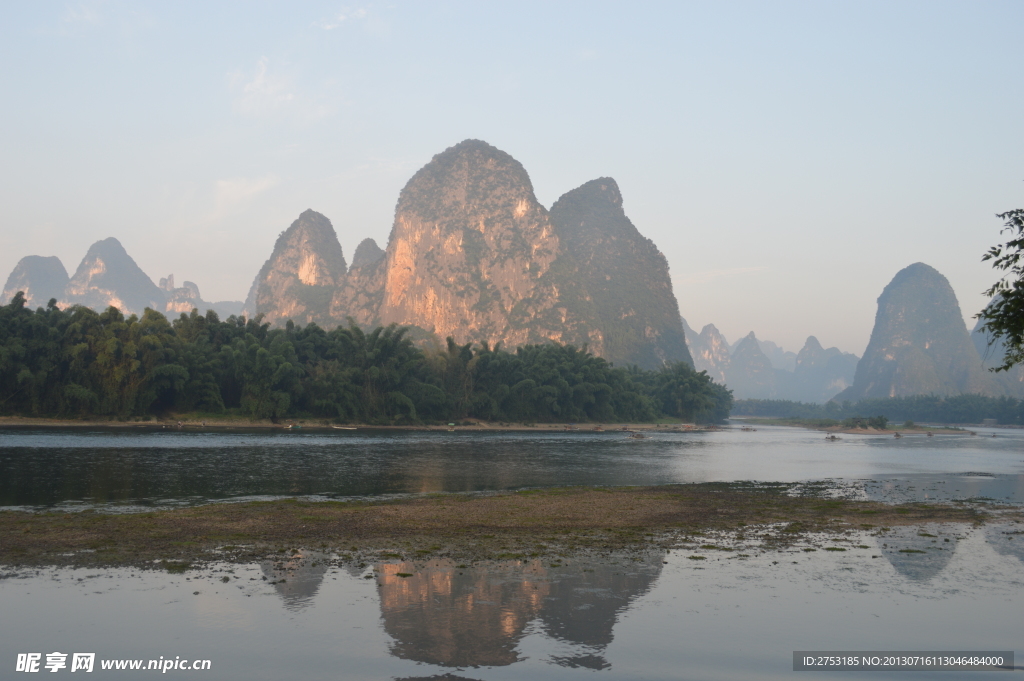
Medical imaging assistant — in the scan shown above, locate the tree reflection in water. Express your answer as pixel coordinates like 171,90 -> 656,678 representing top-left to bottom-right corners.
376,551 -> 665,670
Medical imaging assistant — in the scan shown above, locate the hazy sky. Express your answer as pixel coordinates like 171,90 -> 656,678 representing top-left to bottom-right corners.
2,1 -> 1021,355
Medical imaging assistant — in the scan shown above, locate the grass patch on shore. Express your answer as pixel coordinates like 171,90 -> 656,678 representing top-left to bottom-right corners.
0,483 -> 1002,570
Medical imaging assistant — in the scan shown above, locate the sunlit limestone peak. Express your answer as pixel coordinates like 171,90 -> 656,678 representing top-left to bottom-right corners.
243,209 -> 347,326
373,139 -> 581,350
64,238 -> 165,315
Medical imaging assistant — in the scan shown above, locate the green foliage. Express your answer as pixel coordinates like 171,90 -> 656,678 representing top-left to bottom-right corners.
978,209 -> 1024,371
0,296 -> 733,424
865,415 -> 888,429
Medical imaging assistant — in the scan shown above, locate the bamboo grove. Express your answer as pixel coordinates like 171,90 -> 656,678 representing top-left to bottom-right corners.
0,293 -> 732,424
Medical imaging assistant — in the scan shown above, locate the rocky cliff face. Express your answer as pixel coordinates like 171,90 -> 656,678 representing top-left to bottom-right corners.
244,209 -> 347,326
835,262 -> 998,400
159,274 -> 204,314
2,256 -> 69,309
549,178 -> 692,368
371,139 -> 595,351
243,140 -> 698,368
64,238 -> 166,315
683,319 -> 730,384
331,237 -> 387,327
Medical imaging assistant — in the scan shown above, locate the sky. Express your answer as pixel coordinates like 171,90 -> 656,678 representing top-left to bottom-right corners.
1,1 -> 1022,356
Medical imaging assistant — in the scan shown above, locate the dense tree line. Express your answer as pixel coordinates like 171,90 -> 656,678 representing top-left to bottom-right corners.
732,395 -> 1024,425
0,294 -> 732,424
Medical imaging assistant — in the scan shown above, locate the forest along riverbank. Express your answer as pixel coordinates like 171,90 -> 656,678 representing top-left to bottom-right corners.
0,483 -> 1010,571
0,416 -> 718,432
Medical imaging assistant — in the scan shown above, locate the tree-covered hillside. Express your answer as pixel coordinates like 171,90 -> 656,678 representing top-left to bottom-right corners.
0,293 -> 731,424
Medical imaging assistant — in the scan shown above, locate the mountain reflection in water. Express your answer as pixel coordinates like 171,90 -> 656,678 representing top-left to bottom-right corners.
985,523 -> 1024,564
875,526 -> 961,581
259,549 -> 333,611
376,552 -> 665,669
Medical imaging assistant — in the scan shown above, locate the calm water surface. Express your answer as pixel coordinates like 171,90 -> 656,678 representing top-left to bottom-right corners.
1,424 -> 1023,509
2,424 -> 1022,679
2,524 -> 1022,680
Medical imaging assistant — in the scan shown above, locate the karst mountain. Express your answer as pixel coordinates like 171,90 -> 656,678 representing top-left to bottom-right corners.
10,143 -> 1015,398
835,262 -> 997,400
243,139 -> 693,369
3,237 -> 242,319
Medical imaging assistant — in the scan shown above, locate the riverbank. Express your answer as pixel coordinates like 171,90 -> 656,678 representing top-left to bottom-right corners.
739,417 -> 972,435
0,415 -> 717,433
0,484 -> 1006,570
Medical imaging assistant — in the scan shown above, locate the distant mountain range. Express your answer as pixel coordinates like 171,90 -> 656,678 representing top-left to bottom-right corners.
2,237 -> 242,320
3,141 -> 1019,400
684,262 -> 1016,404
682,318 -> 859,403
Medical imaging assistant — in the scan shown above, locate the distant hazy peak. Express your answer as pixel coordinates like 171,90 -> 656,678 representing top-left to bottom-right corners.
802,335 -> 823,352
65,237 -> 165,315
550,177 -> 623,212
77,237 -> 128,264
699,323 -> 726,343
2,255 -> 69,308
725,330 -> 776,399
971,295 -> 1024,398
351,238 -> 385,268
732,333 -> 768,362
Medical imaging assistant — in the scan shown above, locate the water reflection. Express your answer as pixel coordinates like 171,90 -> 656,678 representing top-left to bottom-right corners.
0,430 -> 689,509
376,552 -> 665,669
2,427 -> 1023,510
3,534 -> 1024,680
875,526 -> 960,581
396,675 -> 485,681
985,523 -> 1024,564
259,549 -> 330,611
863,473 -> 1024,505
